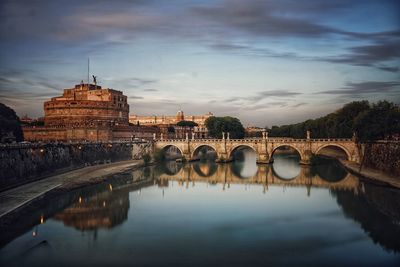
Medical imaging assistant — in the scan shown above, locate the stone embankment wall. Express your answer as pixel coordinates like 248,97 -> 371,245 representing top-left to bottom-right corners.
0,141 -> 153,191
363,141 -> 400,177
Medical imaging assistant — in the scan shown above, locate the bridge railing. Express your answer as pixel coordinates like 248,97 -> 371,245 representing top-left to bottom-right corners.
0,140 -> 149,149
154,138 -> 354,142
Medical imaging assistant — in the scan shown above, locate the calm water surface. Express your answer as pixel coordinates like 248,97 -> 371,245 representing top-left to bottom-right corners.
1,150 -> 399,267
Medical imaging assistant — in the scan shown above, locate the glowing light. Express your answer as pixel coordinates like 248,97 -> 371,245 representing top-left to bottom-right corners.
40,149 -> 44,153
32,231 -> 37,237
40,215 -> 44,224
79,197 -> 82,203
78,146 -> 82,150
109,184 -> 113,191
103,201 -> 106,207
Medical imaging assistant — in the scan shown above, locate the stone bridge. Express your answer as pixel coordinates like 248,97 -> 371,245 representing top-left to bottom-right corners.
154,134 -> 361,165
158,163 -> 360,194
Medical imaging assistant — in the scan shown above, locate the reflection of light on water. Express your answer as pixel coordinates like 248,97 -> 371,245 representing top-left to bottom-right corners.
272,154 -> 300,179
234,149 -> 257,178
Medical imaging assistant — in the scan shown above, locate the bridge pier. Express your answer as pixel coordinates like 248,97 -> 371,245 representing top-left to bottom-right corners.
215,152 -> 232,163
256,153 -> 270,164
299,150 -> 312,165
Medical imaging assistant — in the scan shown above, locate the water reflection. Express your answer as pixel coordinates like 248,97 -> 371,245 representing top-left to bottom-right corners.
1,154 -> 400,267
230,148 -> 258,178
53,190 -> 130,231
192,161 -> 218,177
158,158 -> 357,193
311,157 -> 348,182
271,153 -> 301,180
333,184 -> 400,253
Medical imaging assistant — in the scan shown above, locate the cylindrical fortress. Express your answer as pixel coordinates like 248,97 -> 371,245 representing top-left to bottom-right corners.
44,84 -> 129,128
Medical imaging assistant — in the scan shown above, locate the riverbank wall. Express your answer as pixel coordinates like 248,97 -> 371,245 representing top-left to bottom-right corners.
362,141 -> 400,177
0,141 -> 153,191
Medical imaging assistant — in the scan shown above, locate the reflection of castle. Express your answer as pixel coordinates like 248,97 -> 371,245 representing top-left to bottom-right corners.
53,190 -> 130,231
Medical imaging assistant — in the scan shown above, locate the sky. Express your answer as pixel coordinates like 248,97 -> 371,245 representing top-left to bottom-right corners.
0,0 -> 399,127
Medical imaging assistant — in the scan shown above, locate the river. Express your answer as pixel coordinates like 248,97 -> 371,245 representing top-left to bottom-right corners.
0,149 -> 399,267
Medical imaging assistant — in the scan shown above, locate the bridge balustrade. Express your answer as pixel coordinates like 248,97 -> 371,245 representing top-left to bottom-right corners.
155,138 -> 354,142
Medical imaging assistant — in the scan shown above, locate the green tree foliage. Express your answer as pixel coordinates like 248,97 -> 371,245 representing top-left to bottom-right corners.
354,101 -> 400,142
205,116 -> 245,139
0,103 -> 24,142
269,101 -> 371,139
176,120 -> 198,128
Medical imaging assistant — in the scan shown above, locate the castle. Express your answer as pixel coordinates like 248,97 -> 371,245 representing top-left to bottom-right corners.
23,82 -> 157,142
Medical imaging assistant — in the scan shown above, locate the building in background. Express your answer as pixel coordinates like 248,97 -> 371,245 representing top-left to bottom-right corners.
129,110 -> 213,127
245,126 -> 266,138
130,110 -> 213,139
22,82 -> 158,142
129,110 -> 214,139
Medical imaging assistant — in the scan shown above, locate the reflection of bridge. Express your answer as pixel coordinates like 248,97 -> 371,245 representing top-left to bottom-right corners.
159,163 -> 360,193
155,136 -> 360,164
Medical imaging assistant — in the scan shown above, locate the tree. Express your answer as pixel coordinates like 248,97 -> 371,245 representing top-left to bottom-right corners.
268,100 -> 371,139
0,103 -> 24,142
354,101 -> 400,142
205,116 -> 245,139
177,120 -> 198,128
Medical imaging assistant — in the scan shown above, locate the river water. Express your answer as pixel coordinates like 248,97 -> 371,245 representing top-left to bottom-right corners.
0,149 -> 399,267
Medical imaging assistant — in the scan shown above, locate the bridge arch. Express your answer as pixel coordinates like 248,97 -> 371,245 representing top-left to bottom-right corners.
315,144 -> 350,160
159,144 -> 184,159
228,144 -> 258,161
271,144 -> 303,161
191,144 -> 218,159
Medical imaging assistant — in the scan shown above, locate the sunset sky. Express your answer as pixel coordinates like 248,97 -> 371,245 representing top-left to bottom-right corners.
0,0 -> 399,127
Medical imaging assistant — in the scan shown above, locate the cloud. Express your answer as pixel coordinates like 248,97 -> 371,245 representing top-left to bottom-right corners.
319,81 -> 400,96
128,95 -> 143,99
192,2 -> 345,39
227,90 -> 301,103
376,66 -> 399,72
243,102 -> 289,111
324,40 -> 400,71
102,76 -> 158,89
129,78 -> 158,85
0,70 -> 61,96
292,102 -> 307,108
142,88 -> 158,92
